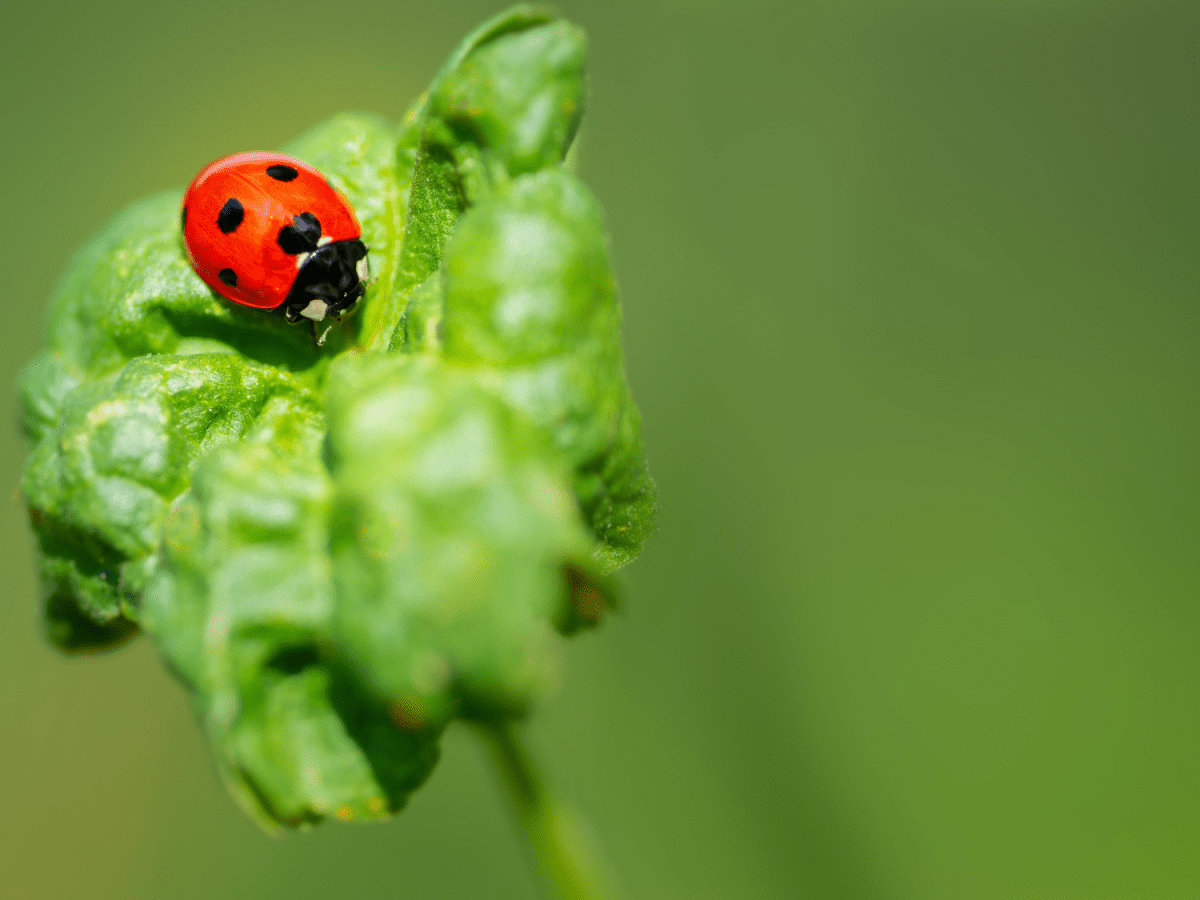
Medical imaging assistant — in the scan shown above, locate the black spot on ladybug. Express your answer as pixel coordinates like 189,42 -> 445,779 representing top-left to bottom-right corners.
181,207 -> 187,230
266,164 -> 299,182
295,211 -> 321,243
218,198 -> 244,234
219,268 -> 238,287
277,212 -> 322,254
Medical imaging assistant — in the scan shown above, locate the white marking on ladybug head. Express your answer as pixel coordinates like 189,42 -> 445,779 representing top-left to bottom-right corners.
299,298 -> 329,321
317,236 -> 333,246
356,254 -> 371,282
295,251 -> 311,270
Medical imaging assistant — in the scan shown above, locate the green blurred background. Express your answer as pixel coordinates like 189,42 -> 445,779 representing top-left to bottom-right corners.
1,1 -> 1196,897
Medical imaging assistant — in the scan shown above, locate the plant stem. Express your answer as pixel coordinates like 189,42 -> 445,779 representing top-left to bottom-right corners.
477,720 -> 619,900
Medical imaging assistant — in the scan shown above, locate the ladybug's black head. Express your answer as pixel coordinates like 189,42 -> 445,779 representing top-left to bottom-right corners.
283,239 -> 369,324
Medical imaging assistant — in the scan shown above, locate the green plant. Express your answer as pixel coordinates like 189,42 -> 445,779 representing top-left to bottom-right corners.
18,7 -> 655,898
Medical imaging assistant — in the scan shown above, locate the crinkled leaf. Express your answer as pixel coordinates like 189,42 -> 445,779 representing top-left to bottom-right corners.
141,407 -> 438,829
17,5 -> 656,829
372,6 -> 586,352
22,352 -> 320,650
326,353 -> 604,730
440,170 -> 657,569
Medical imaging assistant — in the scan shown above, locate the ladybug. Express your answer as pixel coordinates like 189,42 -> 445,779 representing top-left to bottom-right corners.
181,151 -> 368,323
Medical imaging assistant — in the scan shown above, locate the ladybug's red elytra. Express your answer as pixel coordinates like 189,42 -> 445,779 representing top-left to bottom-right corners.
181,151 -> 368,323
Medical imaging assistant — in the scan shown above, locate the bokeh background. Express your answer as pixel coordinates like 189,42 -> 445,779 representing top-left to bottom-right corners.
1,1 -> 1196,897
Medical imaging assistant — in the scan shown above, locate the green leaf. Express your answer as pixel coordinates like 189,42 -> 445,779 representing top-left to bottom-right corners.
17,5 -> 656,829
22,352 -> 320,650
371,5 -> 586,351
141,407 -> 438,829
440,169 -> 657,570
325,352 -> 604,729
